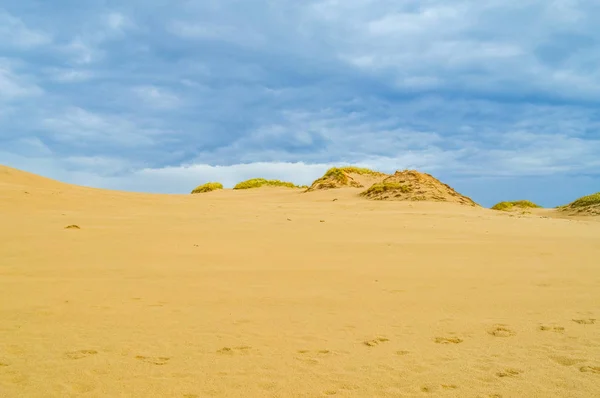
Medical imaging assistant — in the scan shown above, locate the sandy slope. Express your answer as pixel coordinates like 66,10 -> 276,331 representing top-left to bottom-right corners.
1,166 -> 599,398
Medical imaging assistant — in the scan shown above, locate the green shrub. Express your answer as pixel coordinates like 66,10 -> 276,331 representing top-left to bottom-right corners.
310,166 -> 384,187
191,182 -> 223,194
361,182 -> 412,196
233,178 -> 302,190
491,200 -> 541,211
564,192 -> 600,208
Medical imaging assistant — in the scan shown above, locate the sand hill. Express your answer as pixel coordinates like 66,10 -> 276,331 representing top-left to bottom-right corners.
1,165 -> 599,398
360,170 -> 479,206
558,192 -> 600,216
305,167 -> 388,191
0,165 -> 71,189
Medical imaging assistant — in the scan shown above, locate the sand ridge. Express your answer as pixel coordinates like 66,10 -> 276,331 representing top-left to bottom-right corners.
359,170 -> 478,206
1,165 -> 599,397
305,167 -> 388,191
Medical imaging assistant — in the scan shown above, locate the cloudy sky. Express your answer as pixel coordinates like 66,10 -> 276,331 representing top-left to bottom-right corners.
1,0 -> 599,207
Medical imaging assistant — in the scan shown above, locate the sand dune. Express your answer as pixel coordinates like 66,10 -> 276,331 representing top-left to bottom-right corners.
1,165 -> 599,397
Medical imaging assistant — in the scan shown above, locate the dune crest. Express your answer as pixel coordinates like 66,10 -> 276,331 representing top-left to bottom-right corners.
360,169 -> 479,206
558,192 -> 600,216
305,167 -> 388,191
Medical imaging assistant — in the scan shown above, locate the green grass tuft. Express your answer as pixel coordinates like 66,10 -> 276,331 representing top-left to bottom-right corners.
233,178 -> 304,190
191,182 -> 223,194
562,192 -> 600,208
491,200 -> 541,211
361,182 -> 412,196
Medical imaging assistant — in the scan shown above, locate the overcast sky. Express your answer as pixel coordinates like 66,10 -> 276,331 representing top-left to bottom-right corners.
1,0 -> 599,207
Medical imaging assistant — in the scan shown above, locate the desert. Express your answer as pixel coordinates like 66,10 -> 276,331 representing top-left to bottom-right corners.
1,165 -> 599,397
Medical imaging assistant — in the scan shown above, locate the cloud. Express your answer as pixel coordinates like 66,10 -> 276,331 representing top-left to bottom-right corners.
45,68 -> 94,83
0,10 -> 51,48
0,0 -> 599,207
133,86 -> 181,109
62,38 -> 99,65
41,107 -> 161,148
106,12 -> 132,31
0,62 -> 43,100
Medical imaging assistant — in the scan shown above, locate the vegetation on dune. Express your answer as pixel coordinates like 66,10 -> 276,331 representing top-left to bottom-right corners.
191,182 -> 223,194
308,166 -> 384,187
560,192 -> 600,209
326,166 -> 383,176
491,200 -> 542,211
360,182 -> 413,196
233,178 -> 305,190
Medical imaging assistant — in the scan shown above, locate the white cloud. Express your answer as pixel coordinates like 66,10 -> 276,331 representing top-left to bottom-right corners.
106,12 -> 129,30
0,64 -> 43,100
133,86 -> 181,109
46,68 -> 93,83
42,107 -> 160,147
167,20 -> 265,47
0,11 -> 51,48
310,0 -> 600,99
63,38 -> 99,64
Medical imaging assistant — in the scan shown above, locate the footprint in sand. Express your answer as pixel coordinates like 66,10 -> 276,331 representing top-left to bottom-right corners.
487,324 -> 516,337
496,368 -> 522,378
572,318 -> 595,325
296,349 -> 333,364
65,350 -> 98,360
135,355 -> 170,365
550,356 -> 586,367
579,366 -> 600,374
297,349 -> 332,355
538,325 -> 565,333
421,384 -> 455,393
363,337 -> 390,347
216,346 -> 251,355
441,384 -> 458,390
434,337 -> 463,344
396,350 -> 410,356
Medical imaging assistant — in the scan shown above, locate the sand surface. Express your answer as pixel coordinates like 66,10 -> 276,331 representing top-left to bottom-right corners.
1,166 -> 599,397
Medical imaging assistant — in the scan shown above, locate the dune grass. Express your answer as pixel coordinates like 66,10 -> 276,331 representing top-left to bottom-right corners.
233,178 -> 305,190
312,166 -> 384,186
491,200 -> 541,211
191,182 -> 223,194
561,192 -> 600,209
360,182 -> 412,196
324,166 -> 383,179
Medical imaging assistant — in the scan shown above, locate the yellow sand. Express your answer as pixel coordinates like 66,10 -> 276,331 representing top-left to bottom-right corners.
1,165 -> 599,398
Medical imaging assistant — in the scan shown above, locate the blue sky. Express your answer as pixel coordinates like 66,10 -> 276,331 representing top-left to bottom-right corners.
1,0 -> 599,207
